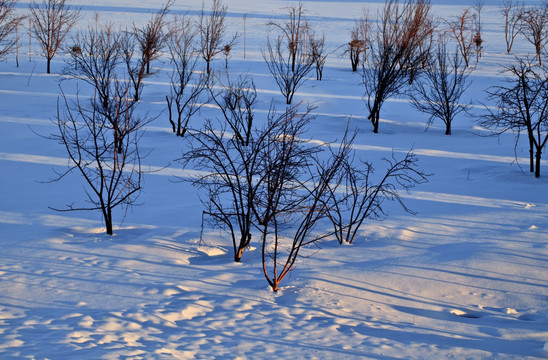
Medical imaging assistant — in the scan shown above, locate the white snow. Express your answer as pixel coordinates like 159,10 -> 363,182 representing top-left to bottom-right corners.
1,0 -> 547,359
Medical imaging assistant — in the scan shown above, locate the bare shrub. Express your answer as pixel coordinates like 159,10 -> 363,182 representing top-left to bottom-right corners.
325,150 -> 429,245
409,40 -> 472,135
181,76 -> 261,262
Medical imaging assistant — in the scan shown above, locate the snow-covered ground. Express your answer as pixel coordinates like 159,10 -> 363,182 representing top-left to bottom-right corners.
1,0 -> 547,358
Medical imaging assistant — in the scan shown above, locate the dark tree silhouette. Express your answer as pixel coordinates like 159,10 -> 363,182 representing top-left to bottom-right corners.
409,41 -> 472,135
50,82 -> 144,235
363,0 -> 433,133
480,57 -> 548,178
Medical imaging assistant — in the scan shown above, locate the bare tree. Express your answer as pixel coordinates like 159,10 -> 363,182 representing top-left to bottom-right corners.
268,3 -> 309,73
65,25 -> 139,154
363,0 -> 433,133
263,34 -> 314,105
345,10 -> 370,72
133,0 -> 173,76
309,31 -> 327,80
209,74 -> 256,145
263,2 -> 315,104
197,0 -> 237,74
325,150 -> 429,245
182,93 -> 276,263
473,0 -> 484,60
165,15 -> 208,137
480,57 -> 548,178
66,25 -> 122,110
409,41 -> 472,135
29,0 -> 80,73
501,0 -> 524,54
50,81 -> 144,235
119,30 -> 146,103
0,0 -> 23,59
444,8 -> 476,68
521,3 -> 548,65
254,106 -> 353,292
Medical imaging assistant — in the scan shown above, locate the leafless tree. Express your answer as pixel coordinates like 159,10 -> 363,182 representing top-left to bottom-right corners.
345,10 -> 370,72
268,3 -> 309,73
133,0 -> 173,76
444,8 -> 475,68
29,0 -> 80,73
254,106 -> 355,292
521,3 -> 548,65
473,0 -> 484,60
165,15 -> 208,137
119,30 -> 146,102
0,0 -> 23,59
501,0 -> 524,54
197,0 -> 237,74
66,25 -> 122,110
263,2 -> 315,104
209,74 -> 256,145
480,57 -> 548,178
263,34 -> 314,105
182,94 -> 276,263
50,82 -> 144,235
325,150 -> 429,245
363,0 -> 433,133
65,25 -> 138,154
308,31 -> 327,80
409,41 -> 472,135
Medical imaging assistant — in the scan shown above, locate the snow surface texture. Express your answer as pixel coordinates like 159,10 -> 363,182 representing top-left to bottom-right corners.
1,0 -> 548,359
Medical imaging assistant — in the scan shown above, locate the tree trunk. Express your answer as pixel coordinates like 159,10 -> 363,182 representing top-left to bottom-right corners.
234,233 -> 251,262
166,96 -> 176,133
47,57 -> 51,74
234,246 -> 244,262
105,208 -> 113,235
529,135 -> 535,173
445,122 -> 452,135
369,107 -> 380,133
535,149 -> 541,178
